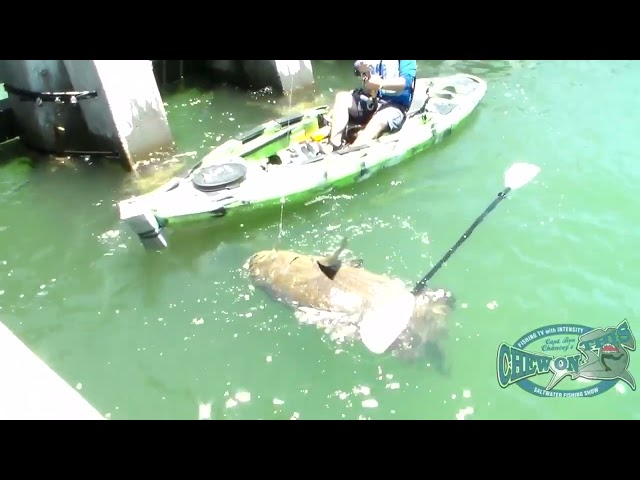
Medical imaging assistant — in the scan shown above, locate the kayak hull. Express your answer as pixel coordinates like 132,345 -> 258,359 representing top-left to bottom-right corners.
118,73 -> 488,249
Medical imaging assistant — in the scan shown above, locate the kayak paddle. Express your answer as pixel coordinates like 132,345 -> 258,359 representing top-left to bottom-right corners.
359,162 -> 542,355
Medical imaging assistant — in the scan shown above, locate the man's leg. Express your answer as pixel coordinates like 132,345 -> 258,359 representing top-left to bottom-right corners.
352,104 -> 405,146
328,91 -> 367,149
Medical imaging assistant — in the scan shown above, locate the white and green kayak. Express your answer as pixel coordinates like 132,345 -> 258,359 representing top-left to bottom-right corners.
118,73 -> 487,249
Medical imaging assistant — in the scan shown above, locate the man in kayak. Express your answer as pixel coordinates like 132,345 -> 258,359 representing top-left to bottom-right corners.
323,60 -> 417,152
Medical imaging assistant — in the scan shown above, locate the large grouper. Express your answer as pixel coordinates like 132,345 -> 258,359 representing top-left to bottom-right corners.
244,238 -> 455,360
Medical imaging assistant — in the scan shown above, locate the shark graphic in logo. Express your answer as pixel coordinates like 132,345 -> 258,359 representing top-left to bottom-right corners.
497,319 -> 636,398
546,320 -> 636,390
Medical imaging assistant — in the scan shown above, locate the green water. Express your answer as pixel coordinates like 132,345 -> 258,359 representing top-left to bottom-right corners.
1,60 -> 638,420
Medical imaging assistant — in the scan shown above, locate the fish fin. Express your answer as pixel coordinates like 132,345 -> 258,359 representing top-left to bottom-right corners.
546,370 -> 571,390
294,307 -> 327,325
393,339 -> 450,374
317,261 -> 340,280
618,370 -> 637,391
294,306 -> 354,324
425,339 -> 452,376
346,258 -> 363,268
294,307 -> 361,343
317,236 -> 348,269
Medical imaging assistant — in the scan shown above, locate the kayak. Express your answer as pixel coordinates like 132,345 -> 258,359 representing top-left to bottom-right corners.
118,73 -> 488,249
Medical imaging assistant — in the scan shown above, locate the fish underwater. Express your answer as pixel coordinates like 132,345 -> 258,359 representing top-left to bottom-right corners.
244,238 -> 456,363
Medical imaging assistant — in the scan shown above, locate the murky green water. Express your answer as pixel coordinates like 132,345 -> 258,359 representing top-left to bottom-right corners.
1,60 -> 638,420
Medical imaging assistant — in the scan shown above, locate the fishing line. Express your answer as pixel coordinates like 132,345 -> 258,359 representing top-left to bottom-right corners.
275,69 -> 296,249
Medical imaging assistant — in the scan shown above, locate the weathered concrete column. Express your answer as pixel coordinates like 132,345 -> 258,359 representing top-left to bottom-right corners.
64,60 -> 175,171
0,100 -> 18,144
241,60 -> 314,94
205,60 -> 242,79
0,60 -> 97,154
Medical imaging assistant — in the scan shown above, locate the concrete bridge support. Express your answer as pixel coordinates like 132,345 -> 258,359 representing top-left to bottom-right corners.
206,60 -> 315,94
0,60 -> 92,154
0,60 -> 175,171
1,60 -> 312,170
64,60 -> 175,170
244,60 -> 314,94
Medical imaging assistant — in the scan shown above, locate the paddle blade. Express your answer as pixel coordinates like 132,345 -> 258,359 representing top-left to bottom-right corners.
359,291 -> 416,354
504,163 -> 541,190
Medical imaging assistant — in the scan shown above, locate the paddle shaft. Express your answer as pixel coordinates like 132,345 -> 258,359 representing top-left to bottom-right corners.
412,186 -> 512,295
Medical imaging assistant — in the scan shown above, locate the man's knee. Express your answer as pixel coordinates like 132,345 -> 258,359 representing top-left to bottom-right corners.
334,91 -> 354,109
371,107 -> 404,133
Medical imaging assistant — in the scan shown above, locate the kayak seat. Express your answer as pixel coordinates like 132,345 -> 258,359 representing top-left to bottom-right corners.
407,86 -> 431,118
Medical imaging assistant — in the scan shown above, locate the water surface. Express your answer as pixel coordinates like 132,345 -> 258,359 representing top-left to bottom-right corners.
0,60 -> 638,420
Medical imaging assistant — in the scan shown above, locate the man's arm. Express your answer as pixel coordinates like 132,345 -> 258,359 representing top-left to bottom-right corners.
381,60 -> 417,92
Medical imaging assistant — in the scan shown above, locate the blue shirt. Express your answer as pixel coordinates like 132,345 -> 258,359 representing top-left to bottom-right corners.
354,60 -> 417,108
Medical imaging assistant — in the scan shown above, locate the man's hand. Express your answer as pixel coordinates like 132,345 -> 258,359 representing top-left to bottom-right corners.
364,75 -> 384,94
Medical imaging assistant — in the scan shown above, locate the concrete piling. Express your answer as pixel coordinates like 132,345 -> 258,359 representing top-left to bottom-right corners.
0,60 -> 175,171
0,60 -> 97,154
204,60 -> 244,83
241,60 -> 314,94
203,60 -> 314,94
63,60 -> 176,171
0,97 -> 18,144
0,60 -> 315,171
